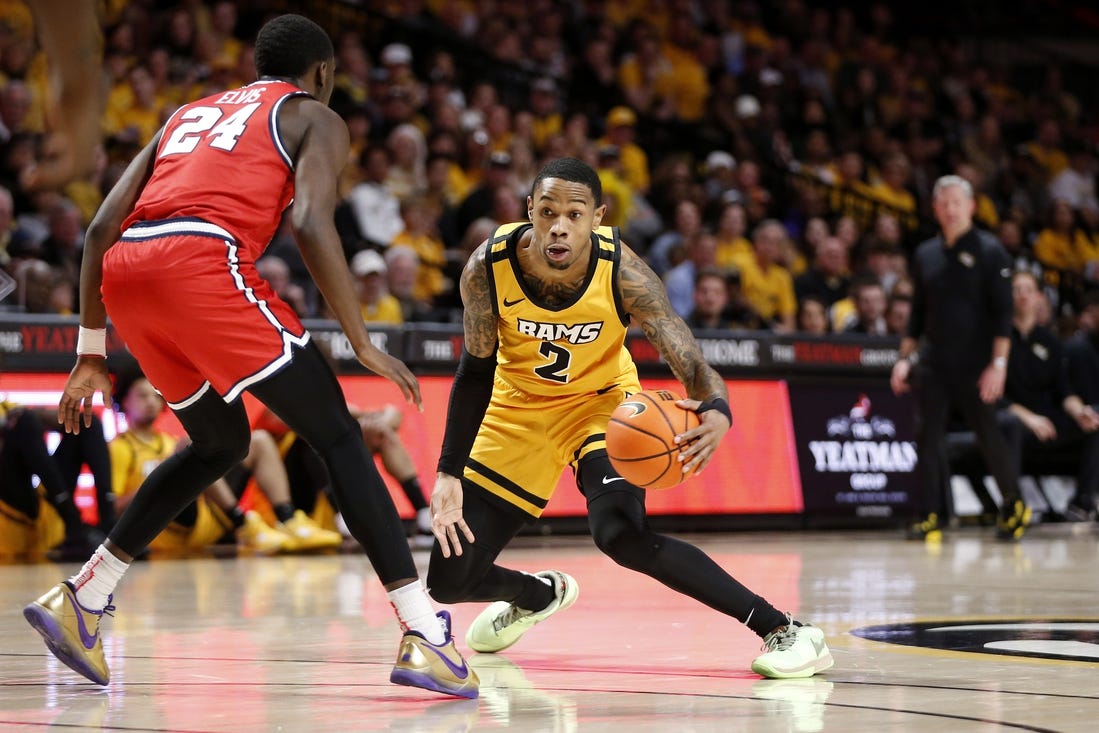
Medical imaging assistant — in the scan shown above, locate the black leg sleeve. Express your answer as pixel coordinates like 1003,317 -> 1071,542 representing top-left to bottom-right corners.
247,341 -> 416,585
580,452 -> 788,638
425,483 -> 541,607
108,390 -> 251,556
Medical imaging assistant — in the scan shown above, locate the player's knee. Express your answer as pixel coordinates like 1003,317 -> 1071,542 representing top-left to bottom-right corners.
426,556 -> 483,606
191,421 -> 251,471
593,523 -> 655,571
426,565 -> 470,604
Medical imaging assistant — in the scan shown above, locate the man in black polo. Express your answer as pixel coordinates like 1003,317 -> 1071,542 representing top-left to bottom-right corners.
891,175 -> 1030,540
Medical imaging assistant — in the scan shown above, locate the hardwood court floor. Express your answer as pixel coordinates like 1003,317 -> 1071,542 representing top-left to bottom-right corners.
2,526 -> 1098,732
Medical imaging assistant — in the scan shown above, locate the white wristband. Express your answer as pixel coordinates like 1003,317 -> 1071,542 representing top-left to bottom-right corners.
992,356 -> 1007,370
76,326 -> 107,357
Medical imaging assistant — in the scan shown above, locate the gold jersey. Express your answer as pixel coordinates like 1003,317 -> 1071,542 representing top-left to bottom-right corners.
465,224 -> 642,517
486,222 -> 638,396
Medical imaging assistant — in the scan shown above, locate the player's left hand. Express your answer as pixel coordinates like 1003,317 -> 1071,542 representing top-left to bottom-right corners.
431,473 -> 476,558
674,399 -> 731,476
58,356 -> 112,434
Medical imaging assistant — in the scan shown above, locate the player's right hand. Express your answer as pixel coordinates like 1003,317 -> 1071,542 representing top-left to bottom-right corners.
58,356 -> 112,434
431,473 -> 476,558
356,347 -> 423,412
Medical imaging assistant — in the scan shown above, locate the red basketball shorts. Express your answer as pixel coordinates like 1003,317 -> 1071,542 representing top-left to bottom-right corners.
101,219 -> 308,409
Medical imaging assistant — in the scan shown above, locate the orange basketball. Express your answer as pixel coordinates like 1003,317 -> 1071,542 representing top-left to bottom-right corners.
606,389 -> 701,490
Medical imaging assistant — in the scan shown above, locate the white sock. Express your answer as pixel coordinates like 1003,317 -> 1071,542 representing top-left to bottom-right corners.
388,580 -> 445,644
69,545 -> 129,610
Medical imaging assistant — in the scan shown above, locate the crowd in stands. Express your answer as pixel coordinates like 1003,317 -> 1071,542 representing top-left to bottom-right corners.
0,0 -> 1097,344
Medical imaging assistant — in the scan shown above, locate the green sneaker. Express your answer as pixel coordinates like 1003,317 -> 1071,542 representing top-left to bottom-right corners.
751,617 -> 834,679
466,570 -> 579,653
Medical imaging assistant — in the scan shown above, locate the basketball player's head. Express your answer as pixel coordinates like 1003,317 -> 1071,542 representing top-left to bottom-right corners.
527,158 -> 607,271
254,14 -> 335,102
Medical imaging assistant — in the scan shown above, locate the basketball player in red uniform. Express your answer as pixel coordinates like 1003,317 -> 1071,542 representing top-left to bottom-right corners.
22,14 -> 477,699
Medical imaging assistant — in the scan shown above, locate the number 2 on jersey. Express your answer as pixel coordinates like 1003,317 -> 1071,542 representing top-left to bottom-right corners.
534,341 -> 572,383
160,103 -> 261,156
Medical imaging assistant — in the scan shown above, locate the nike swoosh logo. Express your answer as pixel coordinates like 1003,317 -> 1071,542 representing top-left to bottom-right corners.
602,476 -> 627,485
66,591 -> 99,650
423,641 -> 470,679
503,297 -> 526,307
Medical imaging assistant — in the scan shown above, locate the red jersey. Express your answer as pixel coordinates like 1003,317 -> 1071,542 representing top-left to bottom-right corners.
123,80 -> 309,260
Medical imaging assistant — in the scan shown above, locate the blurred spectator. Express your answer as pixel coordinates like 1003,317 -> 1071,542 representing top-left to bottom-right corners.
0,185 -> 14,270
384,244 -> 435,323
454,150 -> 514,244
869,152 -> 916,217
256,255 -> 308,319
595,145 -> 634,229
1034,199 -> 1099,283
16,259 -> 72,314
686,267 -> 732,330
795,235 -> 850,309
600,106 -> 650,194
1024,118 -> 1068,183
390,196 -> 448,305
617,23 -> 675,121
713,201 -> 752,272
738,220 -> 797,332
528,77 -> 563,153
796,295 -> 831,336
701,151 -> 737,204
350,249 -> 402,325
885,293 -> 912,336
346,145 -> 404,250
385,123 -> 428,202
1049,140 -> 1099,219
665,230 -> 717,319
955,162 -> 1000,231
842,276 -> 888,335
649,199 -> 703,276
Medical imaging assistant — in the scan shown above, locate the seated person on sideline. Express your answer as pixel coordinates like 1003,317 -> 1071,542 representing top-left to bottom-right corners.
110,369 -> 341,555
1060,289 -> 1099,517
252,404 -> 434,544
0,399 -> 105,560
1001,272 -> 1099,520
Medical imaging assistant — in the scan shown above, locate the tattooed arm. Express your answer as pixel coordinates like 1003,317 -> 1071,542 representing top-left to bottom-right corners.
618,244 -> 730,474
460,242 -> 499,357
619,245 -> 726,403
432,241 -> 497,555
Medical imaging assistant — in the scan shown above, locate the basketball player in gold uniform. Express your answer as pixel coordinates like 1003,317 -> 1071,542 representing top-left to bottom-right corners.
427,158 -> 833,678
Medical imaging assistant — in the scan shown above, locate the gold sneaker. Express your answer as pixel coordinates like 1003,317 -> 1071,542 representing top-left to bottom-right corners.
277,510 -> 343,552
391,611 -> 479,699
23,582 -> 113,685
237,510 -> 290,555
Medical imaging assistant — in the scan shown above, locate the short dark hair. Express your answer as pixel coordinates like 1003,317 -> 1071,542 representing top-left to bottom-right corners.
531,157 -> 602,207
254,14 -> 334,79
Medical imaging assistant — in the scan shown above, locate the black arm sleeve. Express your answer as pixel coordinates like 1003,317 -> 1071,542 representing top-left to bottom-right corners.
436,348 -> 497,476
